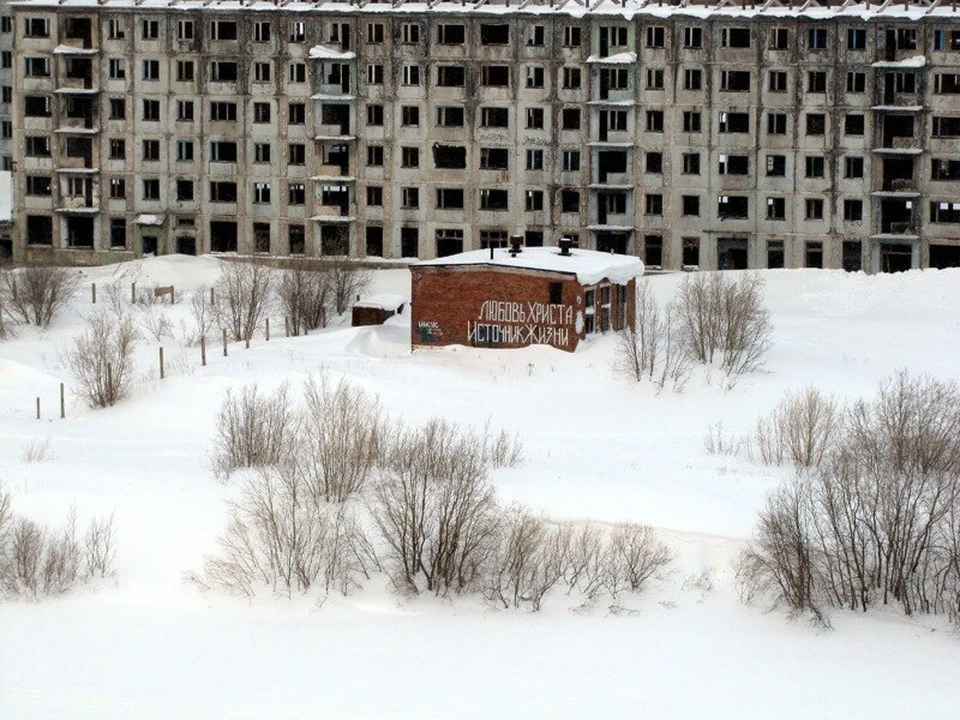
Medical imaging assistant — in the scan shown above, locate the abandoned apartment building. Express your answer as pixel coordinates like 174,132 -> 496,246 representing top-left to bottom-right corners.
4,0 -> 960,272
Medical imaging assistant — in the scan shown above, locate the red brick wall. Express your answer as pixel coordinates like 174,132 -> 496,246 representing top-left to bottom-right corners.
352,306 -> 395,327
411,266 -> 591,352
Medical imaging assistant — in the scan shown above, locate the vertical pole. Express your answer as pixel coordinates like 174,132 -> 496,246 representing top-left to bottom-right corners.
36,397 -> 40,420
131,282 -> 136,304
285,317 -> 290,337
60,383 -> 65,419
107,363 -> 113,400
210,287 -> 215,305
222,329 -> 228,357
245,336 -> 250,350
91,283 -> 97,304
265,318 -> 270,341
201,335 -> 207,367
171,286 -> 175,305
159,347 -> 164,380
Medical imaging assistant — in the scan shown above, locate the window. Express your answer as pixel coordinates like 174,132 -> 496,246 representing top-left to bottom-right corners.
479,189 -> 509,210
24,96 -> 51,117
646,152 -> 663,174
108,177 -> 125,199
479,229 -> 507,250
176,180 -> 194,202
682,195 -> 700,217
845,114 -> 865,136
562,67 -> 581,89
177,140 -> 194,162
25,176 -> 52,196
525,149 -> 544,171
438,23 -> 466,45
682,153 -> 700,175
24,57 -> 50,77
109,98 -> 125,120
254,62 -> 272,83
288,62 -> 306,84
771,27 -> 789,49
933,116 -> 960,137
527,25 -> 545,46
844,199 -> 863,221
805,241 -> 823,269
1,86 -> 9,104
523,190 -> 544,212
254,143 -> 271,163
526,107 -> 544,129
367,104 -> 384,126
806,113 -> 826,136
767,154 -> 786,177
365,186 -> 382,207
481,23 -> 510,45
142,99 -> 160,121
210,20 -> 237,41
0,52 -> 8,69
683,111 -> 702,132
285,183 -> 304,206
400,187 -> 419,209
289,21 -> 305,44
719,112 -> 749,133
367,145 -> 384,166
108,58 -> 125,79
106,18 -> 124,39
848,27 -> 866,50
254,103 -> 271,124
211,141 -> 237,163
808,28 -> 828,50
768,71 -> 787,92
401,23 -> 420,44
366,22 -> 384,44
401,146 -> 419,168
436,106 -> 464,127
721,70 -> 751,92
646,110 -> 664,132
807,71 -> 827,93
647,68 -> 664,90
141,139 -> 160,161
932,158 -> 960,181
142,59 -> 160,81
934,29 -> 960,51
433,145 -> 466,170
931,201 -> 960,223
210,102 -> 237,122
481,107 -> 508,128
209,181 -> 236,203
540,106 -> 569,131
766,197 -> 786,220
845,156 -> 864,178
437,65 -> 465,87
717,195 -> 749,219
561,189 -> 580,213
109,138 -> 125,159
367,64 -> 383,85
895,72 -> 917,94
401,105 -> 420,127
480,147 -> 508,170
646,26 -> 666,48
721,27 -> 751,48
718,154 -> 748,175
846,71 -> 866,93
436,188 -> 463,209
142,178 -> 160,201
288,143 -> 305,165
177,100 -> 194,121
253,21 -> 271,43
684,68 -> 703,91
805,155 -> 825,178
805,198 -> 824,220
284,103 -> 303,125
177,60 -> 195,82
26,136 -> 51,157
253,182 -> 270,205
934,73 -> 960,94
645,194 -> 663,216
211,61 -> 238,82
141,19 -> 158,40
481,65 -> 510,87
564,26 -> 582,47
402,65 -> 421,86
683,26 -> 702,48
767,112 -> 787,135
562,150 -> 580,172
523,66 -> 543,90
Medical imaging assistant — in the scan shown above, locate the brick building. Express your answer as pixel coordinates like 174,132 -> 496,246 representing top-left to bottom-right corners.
4,0 -> 960,272
411,240 -> 642,352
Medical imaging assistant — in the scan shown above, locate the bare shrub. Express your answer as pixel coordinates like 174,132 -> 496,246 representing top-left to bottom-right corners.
64,311 -> 139,408
186,286 -> 219,346
190,465 -> 376,598
562,523 -> 607,601
703,422 -> 746,457
605,522 -> 674,596
372,419 -> 500,595
212,382 -> 295,480
754,387 -> 840,468
2,265 -> 79,328
327,259 -> 372,316
140,304 -> 173,341
215,261 -> 274,342
20,437 -> 53,463
0,272 -> 9,340
83,513 -> 116,579
296,372 -> 386,503
276,263 -> 333,336
614,284 -> 692,392
481,423 -> 524,469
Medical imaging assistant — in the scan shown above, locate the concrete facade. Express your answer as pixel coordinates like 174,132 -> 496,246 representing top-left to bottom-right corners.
6,1 -> 960,272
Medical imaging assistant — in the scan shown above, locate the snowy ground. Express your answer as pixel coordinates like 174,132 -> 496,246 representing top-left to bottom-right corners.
1,257 -> 959,719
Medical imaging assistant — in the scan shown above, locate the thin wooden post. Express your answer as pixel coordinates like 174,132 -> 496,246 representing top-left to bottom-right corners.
222,329 -> 228,357
91,283 -> 97,304
159,347 -> 165,379
107,363 -> 113,398
285,317 -> 290,337
210,287 -> 215,305
131,282 -> 136,303
36,397 -> 40,420
265,318 -> 270,341
201,335 -> 207,366
60,383 -> 65,419
245,335 -> 250,349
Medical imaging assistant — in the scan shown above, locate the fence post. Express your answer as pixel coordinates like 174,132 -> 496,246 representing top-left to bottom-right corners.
201,335 -> 207,367
131,282 -> 136,304
91,283 -> 97,304
222,329 -> 228,357
60,383 -> 65,419
159,347 -> 165,380
265,318 -> 270,342
36,397 -> 40,420
210,287 -> 215,305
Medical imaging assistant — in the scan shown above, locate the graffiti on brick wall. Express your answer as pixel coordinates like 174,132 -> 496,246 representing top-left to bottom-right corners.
418,320 -> 442,343
467,300 -> 575,348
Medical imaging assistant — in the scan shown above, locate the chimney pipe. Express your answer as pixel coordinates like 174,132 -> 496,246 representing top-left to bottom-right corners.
559,237 -> 574,256
509,234 -> 524,256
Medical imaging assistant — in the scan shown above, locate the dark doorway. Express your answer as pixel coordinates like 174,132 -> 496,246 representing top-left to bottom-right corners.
210,221 -> 238,253
718,237 -> 748,270
141,235 -> 158,255
0,238 -> 11,262
880,243 -> 913,273
929,244 -> 960,269
596,231 -> 628,254
177,236 -> 197,255
320,224 -> 349,255
65,216 -> 94,248
842,241 -> 862,272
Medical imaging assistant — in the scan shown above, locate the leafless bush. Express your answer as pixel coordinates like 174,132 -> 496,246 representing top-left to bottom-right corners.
215,261 -> 274,342
615,284 -> 693,392
276,263 -> 333,335
605,522 -> 674,596
83,513 -> 116,579
63,311 -> 139,408
562,523 -> 608,601
481,423 -> 524,469
327,259 -> 372,316
703,422 -> 747,457
754,387 -> 841,468
2,265 -> 79,328
183,286 -> 219,346
738,372 -> 960,627
140,305 -> 174,341
673,273 -> 771,376
212,382 -> 295,480
189,465 -> 377,598
372,419 -> 500,595
295,372 -> 386,503
20,437 -> 53,463
0,272 -> 9,340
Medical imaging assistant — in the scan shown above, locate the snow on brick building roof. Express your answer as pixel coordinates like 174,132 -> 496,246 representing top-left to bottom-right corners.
417,246 -> 644,287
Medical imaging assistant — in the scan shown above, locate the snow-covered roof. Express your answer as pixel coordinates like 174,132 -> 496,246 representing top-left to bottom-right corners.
354,293 -> 406,311
417,246 -> 644,287
0,172 -> 11,223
